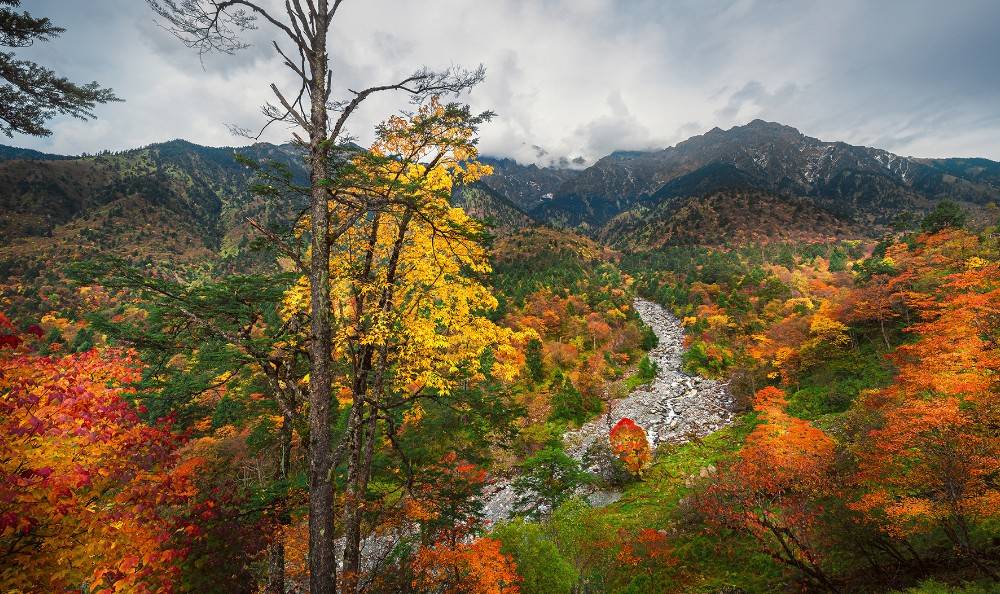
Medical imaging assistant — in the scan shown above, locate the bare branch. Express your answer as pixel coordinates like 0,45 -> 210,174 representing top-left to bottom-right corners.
246,217 -> 307,273
270,83 -> 310,129
273,40 -> 305,78
329,64 -> 486,142
287,0 -> 314,39
146,0 -> 305,55
328,0 -> 344,19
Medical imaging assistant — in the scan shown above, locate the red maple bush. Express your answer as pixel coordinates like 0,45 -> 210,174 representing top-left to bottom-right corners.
0,320 -> 202,592
609,417 -> 651,474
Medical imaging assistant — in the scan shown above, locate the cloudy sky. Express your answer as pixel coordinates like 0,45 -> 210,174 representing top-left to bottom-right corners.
9,0 -> 1000,165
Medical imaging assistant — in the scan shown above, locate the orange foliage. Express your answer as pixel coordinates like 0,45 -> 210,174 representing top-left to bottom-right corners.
0,336 -> 200,592
411,537 -> 520,594
742,387 -> 835,492
850,259 -> 1000,543
405,452 -> 488,539
573,353 -> 608,400
545,341 -> 579,368
609,417 -> 651,474
699,387 -> 836,587
616,528 -> 676,575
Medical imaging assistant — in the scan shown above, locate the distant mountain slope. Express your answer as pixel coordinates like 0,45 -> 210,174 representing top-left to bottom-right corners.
0,139 -> 308,250
475,157 -> 582,212
478,120 -> 1000,240
600,190 -> 855,249
0,139 -> 551,318
0,145 -> 72,161
917,157 -> 1000,191
0,139 -> 310,319
450,183 -> 537,234
4,120 -> 999,318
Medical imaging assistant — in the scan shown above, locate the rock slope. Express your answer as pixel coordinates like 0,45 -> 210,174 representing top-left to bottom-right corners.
564,298 -> 734,458
482,298 -> 735,523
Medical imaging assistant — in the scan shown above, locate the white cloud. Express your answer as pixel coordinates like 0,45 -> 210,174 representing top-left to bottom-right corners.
9,0 -> 1000,162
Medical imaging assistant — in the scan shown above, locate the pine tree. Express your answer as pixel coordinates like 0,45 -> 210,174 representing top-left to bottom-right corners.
525,337 -> 545,383
920,200 -> 966,233
0,0 -> 120,136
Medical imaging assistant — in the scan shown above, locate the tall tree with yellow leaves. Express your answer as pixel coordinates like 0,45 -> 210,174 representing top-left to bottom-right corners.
279,99 -> 527,587
145,2 -> 485,590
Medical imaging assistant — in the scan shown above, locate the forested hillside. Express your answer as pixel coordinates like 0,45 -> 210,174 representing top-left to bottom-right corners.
4,130 -> 998,591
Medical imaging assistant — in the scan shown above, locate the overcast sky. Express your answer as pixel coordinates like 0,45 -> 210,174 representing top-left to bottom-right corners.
8,0 -> 1000,165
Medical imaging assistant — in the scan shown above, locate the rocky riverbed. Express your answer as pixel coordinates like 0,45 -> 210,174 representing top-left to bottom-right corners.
565,298 -> 734,457
481,297 -> 735,523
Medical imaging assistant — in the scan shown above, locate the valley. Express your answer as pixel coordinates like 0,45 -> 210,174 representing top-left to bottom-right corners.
482,298 -> 733,524
4,2 -> 999,592
563,298 -> 732,460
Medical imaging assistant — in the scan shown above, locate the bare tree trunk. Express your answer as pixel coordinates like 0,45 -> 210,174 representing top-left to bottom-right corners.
340,400 -> 368,591
307,157 -> 337,594
266,542 -> 286,594
879,317 -> 891,351
342,210 -> 413,589
341,409 -> 380,591
306,7 -> 337,592
266,412 -> 294,593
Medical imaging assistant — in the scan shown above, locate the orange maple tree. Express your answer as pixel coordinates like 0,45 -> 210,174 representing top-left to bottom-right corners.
615,527 -> 676,582
699,387 -> 838,591
850,260 -> 1000,577
411,536 -> 521,594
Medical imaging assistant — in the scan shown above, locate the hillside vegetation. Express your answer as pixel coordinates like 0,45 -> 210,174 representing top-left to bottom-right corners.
2,123 -> 999,593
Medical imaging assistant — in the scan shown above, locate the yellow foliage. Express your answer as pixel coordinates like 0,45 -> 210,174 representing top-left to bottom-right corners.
281,97 -> 525,403
706,314 -> 732,331
965,256 -> 988,270
808,303 -> 850,347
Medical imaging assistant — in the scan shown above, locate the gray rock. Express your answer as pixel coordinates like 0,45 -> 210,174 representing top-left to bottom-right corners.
480,298 -> 735,525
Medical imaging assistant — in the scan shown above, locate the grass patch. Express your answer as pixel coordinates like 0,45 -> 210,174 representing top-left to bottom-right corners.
623,354 -> 657,392
591,414 -> 793,592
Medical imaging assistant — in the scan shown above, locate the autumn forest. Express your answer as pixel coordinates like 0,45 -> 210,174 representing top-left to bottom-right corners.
1,1 -> 999,593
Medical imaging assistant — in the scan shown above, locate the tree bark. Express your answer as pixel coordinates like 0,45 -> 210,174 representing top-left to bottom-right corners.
266,412 -> 294,593
341,208 -> 414,589
341,409 -> 380,592
306,5 -> 337,593
879,317 -> 891,351
265,541 -> 286,594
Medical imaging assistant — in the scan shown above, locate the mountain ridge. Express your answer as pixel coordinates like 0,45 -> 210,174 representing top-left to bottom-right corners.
2,120 -> 999,261
468,120 -> 1000,244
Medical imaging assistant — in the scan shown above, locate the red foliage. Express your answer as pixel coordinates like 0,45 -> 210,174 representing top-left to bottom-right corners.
609,417 -> 651,474
0,328 -> 202,592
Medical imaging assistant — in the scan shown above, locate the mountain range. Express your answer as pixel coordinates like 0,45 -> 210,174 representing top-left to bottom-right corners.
3,120 -> 999,290
464,120 -> 1000,245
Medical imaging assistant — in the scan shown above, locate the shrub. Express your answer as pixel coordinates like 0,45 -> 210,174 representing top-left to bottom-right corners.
492,519 -> 576,594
